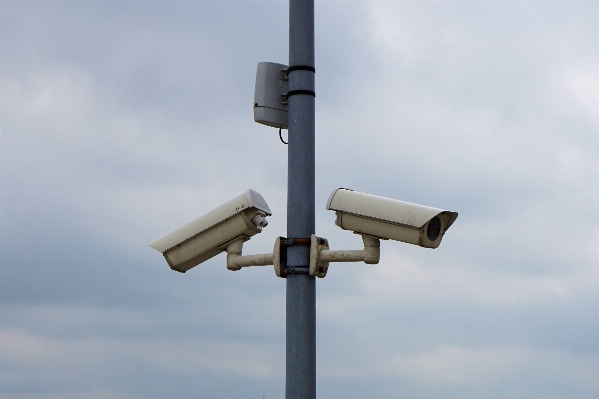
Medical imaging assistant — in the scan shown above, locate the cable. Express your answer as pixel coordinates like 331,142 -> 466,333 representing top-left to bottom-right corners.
279,127 -> 288,145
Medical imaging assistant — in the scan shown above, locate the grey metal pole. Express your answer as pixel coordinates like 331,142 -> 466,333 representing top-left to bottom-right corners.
286,0 -> 315,399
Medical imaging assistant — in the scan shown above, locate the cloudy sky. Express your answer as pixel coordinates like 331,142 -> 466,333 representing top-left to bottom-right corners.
1,1 -> 598,398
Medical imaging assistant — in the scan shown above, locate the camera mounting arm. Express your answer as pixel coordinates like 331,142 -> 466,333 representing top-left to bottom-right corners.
309,234 -> 380,278
224,233 -> 381,276
224,238 -> 275,271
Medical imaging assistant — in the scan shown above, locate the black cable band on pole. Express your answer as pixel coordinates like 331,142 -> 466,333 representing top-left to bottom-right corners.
286,65 -> 315,74
286,90 -> 316,101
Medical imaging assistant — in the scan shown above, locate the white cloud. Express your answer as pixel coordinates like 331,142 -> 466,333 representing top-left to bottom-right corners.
386,345 -> 599,387
556,65 -> 599,128
4,389 -> 138,399
317,246 -> 593,331
1,328 -> 284,383
1,68 -> 94,131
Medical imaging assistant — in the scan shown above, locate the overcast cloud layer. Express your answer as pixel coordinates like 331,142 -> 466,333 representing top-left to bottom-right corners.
1,1 -> 598,399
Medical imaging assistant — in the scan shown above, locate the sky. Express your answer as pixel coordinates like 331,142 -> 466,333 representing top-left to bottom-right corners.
1,1 -> 598,398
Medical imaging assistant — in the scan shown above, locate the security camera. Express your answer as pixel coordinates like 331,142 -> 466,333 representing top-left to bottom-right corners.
149,189 -> 272,273
326,188 -> 457,249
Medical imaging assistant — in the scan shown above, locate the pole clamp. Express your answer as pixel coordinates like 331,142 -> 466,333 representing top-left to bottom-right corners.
283,66 -> 316,101
274,237 -> 312,278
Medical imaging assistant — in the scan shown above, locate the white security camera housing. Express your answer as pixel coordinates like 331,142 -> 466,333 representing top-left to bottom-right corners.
149,190 -> 272,273
326,188 -> 457,249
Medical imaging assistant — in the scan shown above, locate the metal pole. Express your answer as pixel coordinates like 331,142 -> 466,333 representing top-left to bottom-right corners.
286,0 -> 315,399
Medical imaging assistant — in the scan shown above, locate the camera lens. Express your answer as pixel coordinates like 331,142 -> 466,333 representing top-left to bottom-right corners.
426,216 -> 441,241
